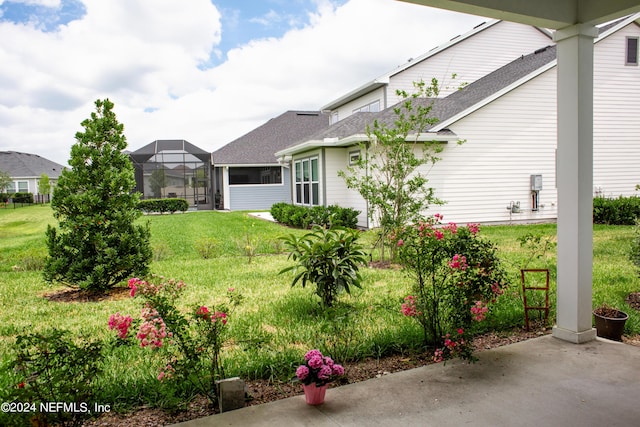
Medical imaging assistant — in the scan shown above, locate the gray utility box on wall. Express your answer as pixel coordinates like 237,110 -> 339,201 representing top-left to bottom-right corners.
531,174 -> 543,191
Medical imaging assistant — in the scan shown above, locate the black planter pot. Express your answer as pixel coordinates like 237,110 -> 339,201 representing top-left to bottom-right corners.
593,309 -> 628,341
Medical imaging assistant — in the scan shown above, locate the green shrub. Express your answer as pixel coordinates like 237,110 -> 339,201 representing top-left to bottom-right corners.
270,203 -> 359,229
593,196 -> 640,225
138,198 -> 189,214
12,192 -> 33,204
280,225 -> 368,307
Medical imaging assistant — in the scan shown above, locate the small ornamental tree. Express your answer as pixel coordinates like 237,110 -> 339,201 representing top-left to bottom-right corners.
44,99 -> 152,292
38,173 -> 51,203
339,79 -> 463,259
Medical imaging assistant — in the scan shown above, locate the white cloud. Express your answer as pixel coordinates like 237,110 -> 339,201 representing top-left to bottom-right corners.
0,0 -> 484,166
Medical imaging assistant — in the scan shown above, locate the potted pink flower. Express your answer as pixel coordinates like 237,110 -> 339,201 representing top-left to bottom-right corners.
295,349 -> 345,405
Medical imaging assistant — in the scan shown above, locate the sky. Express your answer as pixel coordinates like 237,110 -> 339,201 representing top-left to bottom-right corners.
0,0 -> 485,166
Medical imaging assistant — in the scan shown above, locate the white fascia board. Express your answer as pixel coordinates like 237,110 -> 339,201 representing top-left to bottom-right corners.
432,60 -> 557,132
275,135 -> 369,158
595,12 -> 640,42
275,140 -> 326,158
275,132 -> 456,160
321,81 -> 388,111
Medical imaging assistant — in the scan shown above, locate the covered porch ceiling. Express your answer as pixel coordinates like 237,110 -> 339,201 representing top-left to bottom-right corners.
399,0 -> 640,28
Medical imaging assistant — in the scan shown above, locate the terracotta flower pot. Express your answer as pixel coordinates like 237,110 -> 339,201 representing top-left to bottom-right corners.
593,307 -> 628,341
302,383 -> 328,405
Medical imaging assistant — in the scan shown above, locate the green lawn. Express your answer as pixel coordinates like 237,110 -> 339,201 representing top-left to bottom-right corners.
1,205 -> 639,411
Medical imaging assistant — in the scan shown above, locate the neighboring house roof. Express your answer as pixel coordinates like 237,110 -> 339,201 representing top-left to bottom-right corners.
213,110 -> 329,166
0,151 -> 65,178
320,19 -> 552,111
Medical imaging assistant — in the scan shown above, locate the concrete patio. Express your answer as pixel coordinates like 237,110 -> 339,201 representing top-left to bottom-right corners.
173,335 -> 640,426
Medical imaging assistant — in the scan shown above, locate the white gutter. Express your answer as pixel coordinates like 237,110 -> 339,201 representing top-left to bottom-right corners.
275,132 -> 459,159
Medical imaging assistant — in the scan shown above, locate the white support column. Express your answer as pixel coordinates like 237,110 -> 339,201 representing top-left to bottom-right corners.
552,24 -> 599,343
222,166 -> 231,210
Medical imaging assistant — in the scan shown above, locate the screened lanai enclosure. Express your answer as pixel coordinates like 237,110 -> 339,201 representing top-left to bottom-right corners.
129,140 -> 213,210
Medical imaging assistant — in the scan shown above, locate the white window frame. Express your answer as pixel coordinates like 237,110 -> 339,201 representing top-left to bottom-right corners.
349,150 -> 361,166
353,100 -> 381,114
626,36 -> 638,66
294,156 -> 320,206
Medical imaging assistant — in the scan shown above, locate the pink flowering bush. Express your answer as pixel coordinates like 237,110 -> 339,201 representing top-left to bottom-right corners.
295,349 -> 345,386
108,276 -> 242,405
394,215 -> 507,362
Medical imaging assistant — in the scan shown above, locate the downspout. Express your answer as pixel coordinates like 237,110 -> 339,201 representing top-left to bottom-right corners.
321,148 -> 327,207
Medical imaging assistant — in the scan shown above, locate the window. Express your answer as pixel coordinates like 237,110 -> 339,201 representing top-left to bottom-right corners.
229,167 -> 282,185
626,37 -> 638,65
8,181 -> 29,193
294,157 -> 319,206
353,100 -> 381,114
330,111 -> 339,125
349,150 -> 361,166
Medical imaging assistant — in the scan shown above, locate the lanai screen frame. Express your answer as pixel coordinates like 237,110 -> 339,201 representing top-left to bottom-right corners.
129,140 -> 213,210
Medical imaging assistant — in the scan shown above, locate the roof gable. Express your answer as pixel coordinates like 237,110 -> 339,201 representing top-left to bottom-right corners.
0,151 -> 65,178
130,139 -> 210,163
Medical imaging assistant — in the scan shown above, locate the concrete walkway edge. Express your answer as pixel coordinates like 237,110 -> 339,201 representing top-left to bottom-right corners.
173,335 -> 640,426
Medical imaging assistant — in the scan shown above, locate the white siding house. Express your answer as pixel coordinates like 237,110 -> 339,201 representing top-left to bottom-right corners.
323,20 -> 552,124
277,16 -> 640,228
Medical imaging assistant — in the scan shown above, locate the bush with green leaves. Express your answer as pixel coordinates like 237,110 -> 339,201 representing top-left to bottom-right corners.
280,225 -> 368,307
630,223 -> 640,276
593,195 -> 640,225
138,198 -> 189,214
44,99 -> 152,292
394,215 -> 507,362
270,203 -> 360,229
2,330 -> 103,427
11,193 -> 33,204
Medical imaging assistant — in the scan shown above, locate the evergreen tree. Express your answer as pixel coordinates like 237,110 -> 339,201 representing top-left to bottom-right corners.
44,99 -> 152,292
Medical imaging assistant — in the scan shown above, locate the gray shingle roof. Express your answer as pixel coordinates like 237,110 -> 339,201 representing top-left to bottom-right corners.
0,151 -> 65,178
213,111 -> 329,164
294,44 -> 558,147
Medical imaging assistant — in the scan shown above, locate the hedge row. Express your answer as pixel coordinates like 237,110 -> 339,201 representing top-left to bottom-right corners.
1,192 -> 34,203
270,202 -> 360,229
138,198 -> 189,214
593,196 -> 640,225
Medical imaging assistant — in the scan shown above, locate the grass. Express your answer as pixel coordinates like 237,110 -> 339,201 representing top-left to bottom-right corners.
1,205 -> 639,412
